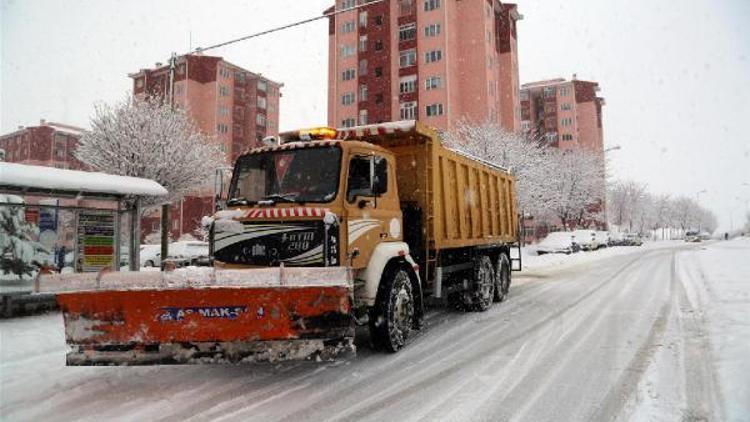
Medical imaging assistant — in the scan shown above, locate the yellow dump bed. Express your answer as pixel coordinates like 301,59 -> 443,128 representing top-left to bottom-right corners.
336,121 -> 518,253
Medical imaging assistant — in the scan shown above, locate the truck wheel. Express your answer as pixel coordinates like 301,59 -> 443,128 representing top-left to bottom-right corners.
450,255 -> 495,312
369,266 -> 414,352
472,256 -> 495,311
494,254 -> 511,302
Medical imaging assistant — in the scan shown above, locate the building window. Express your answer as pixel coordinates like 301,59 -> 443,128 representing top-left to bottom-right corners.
219,67 -> 232,78
543,86 -> 556,98
257,79 -> 267,92
257,97 -> 267,109
399,0 -> 415,16
340,0 -> 355,10
341,118 -> 356,128
520,91 -> 529,101
359,109 -> 369,125
235,71 -> 245,82
399,23 -> 417,42
359,35 -> 368,53
217,123 -> 229,134
218,105 -> 229,116
135,78 -> 144,88
375,67 -> 383,77
561,103 -> 572,111
219,86 -> 230,96
399,75 -> 417,94
342,68 -> 356,81
340,45 -> 356,58
425,103 -> 444,117
359,11 -> 368,28
560,86 -> 571,96
359,84 -> 368,101
545,132 -> 557,142
521,121 -> 531,131
424,23 -> 441,37
424,0 -> 440,12
425,75 -> 442,90
561,134 -> 574,141
342,92 -> 356,105
399,49 -> 417,68
359,59 -> 368,75
374,15 -> 383,25
341,21 -> 355,33
400,101 -> 417,120
374,39 -> 384,51
375,93 -> 384,104
560,117 -> 573,127
425,49 -> 442,63
256,114 -> 266,127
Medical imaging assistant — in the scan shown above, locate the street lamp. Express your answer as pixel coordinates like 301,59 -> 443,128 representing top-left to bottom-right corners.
695,189 -> 707,203
604,145 -> 621,153
695,190 -> 707,232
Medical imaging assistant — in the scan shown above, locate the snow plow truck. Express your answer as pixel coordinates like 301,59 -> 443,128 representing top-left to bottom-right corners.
50,120 -> 520,365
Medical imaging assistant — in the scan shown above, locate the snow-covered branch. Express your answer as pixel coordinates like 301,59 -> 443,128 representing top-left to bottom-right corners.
75,96 -> 224,207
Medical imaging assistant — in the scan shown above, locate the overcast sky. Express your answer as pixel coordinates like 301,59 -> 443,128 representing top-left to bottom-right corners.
2,0 -> 749,231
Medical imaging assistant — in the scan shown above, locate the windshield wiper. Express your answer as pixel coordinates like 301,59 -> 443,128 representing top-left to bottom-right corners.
226,197 -> 250,206
260,193 -> 299,204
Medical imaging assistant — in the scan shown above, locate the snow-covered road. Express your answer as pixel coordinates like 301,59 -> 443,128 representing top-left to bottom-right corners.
2,240 -> 748,421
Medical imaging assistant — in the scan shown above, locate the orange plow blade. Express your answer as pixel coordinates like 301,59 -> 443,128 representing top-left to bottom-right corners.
44,268 -> 354,365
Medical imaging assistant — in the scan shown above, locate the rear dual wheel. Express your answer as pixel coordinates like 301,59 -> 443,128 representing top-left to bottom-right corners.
450,255 -> 495,312
494,254 -> 511,303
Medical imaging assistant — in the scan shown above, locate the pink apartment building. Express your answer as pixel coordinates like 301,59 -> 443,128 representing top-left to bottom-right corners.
520,77 -> 605,153
327,0 -> 522,132
129,54 -> 283,239
0,120 -> 86,170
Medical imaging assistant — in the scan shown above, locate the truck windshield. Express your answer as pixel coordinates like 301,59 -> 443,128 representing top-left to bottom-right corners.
229,145 -> 342,204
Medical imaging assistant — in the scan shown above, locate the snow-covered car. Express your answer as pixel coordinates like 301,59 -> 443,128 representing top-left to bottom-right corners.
140,244 -> 161,267
571,230 -> 597,251
685,230 -> 701,242
622,233 -> 643,246
169,241 -> 210,267
593,231 -> 610,248
536,232 -> 579,255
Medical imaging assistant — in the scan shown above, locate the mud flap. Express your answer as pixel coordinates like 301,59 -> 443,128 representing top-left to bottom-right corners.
51,267 -> 355,365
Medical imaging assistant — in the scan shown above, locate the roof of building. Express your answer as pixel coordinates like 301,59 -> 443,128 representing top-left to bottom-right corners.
0,121 -> 86,140
128,54 -> 283,87
0,162 -> 168,198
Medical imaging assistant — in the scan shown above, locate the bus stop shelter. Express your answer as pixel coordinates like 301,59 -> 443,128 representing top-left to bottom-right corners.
0,162 -> 168,275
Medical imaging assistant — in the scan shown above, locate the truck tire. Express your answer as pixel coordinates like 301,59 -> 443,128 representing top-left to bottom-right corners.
494,254 -> 511,302
369,265 -> 415,352
450,255 -> 495,312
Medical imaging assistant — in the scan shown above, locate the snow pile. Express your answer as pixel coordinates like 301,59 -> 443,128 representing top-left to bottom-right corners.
521,241 -> 674,271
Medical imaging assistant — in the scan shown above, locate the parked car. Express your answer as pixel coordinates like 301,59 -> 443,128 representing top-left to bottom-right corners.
593,231 -> 611,248
169,241 -> 210,267
608,232 -> 625,246
536,231 -> 580,255
622,233 -> 643,246
685,230 -> 701,242
571,230 -> 597,251
140,244 -> 161,267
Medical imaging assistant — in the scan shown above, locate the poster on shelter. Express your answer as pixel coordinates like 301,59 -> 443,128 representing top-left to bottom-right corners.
76,212 -> 115,272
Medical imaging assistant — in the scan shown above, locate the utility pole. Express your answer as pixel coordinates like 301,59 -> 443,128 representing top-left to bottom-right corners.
152,1 -> 385,269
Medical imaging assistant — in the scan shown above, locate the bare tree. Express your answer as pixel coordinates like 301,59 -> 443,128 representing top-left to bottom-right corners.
75,96 -> 224,207
543,148 -> 606,230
